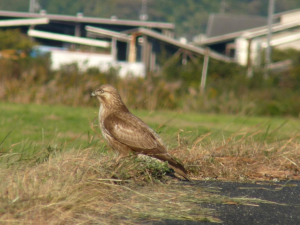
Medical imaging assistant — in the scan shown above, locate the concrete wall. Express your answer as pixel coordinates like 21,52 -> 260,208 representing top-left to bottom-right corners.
49,49 -> 145,77
281,10 -> 300,24
235,37 -> 261,66
271,30 -> 300,50
51,50 -> 114,70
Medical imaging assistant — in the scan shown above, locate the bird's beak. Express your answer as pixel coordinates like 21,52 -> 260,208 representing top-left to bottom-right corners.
91,92 -> 96,97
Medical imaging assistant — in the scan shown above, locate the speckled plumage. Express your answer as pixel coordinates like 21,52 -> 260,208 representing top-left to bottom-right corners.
91,84 -> 190,180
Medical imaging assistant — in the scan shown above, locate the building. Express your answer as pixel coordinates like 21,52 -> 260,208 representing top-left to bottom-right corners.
194,9 -> 300,70
0,10 -> 173,76
0,10 -> 232,77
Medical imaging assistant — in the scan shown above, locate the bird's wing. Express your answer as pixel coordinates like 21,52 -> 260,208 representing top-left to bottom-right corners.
103,112 -> 159,150
104,112 -> 191,180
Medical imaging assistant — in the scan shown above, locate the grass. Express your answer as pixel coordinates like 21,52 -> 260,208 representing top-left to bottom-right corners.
1,102 -> 300,224
1,102 -> 299,149
0,149 -> 219,224
0,102 -> 98,149
0,147 -> 293,224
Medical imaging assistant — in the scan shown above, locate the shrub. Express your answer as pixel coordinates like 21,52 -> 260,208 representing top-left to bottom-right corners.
1,30 -> 300,117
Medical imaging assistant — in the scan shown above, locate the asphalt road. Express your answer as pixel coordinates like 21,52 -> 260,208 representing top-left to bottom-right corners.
153,180 -> 300,225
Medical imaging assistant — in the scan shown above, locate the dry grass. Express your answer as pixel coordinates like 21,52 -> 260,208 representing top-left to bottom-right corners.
172,126 -> 300,181
1,125 -> 300,224
0,148 -> 220,224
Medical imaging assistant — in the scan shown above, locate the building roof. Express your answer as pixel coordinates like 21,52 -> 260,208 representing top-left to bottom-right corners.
242,20 -> 300,39
28,29 -> 110,47
197,19 -> 300,46
86,26 -> 131,42
206,14 -> 267,38
0,10 -> 174,29
124,27 -> 233,62
273,8 -> 300,19
0,18 -> 48,27
261,32 -> 300,48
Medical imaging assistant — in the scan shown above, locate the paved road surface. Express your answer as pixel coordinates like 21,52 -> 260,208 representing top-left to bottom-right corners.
153,180 -> 300,225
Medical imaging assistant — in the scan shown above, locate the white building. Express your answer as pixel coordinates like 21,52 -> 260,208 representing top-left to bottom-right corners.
194,9 -> 300,69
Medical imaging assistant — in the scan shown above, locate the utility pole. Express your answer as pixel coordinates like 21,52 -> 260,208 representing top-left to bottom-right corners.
139,0 -> 148,21
200,48 -> 210,95
29,0 -> 35,13
220,0 -> 227,14
265,0 -> 275,78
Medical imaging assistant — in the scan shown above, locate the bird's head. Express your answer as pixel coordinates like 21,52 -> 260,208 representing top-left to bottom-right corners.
91,84 -> 128,111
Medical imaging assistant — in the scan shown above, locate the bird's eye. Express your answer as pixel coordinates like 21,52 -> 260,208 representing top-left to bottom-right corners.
100,90 -> 104,94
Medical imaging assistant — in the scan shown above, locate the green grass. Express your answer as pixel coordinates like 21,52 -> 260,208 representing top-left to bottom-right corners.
1,102 -> 300,224
0,103 -> 300,151
0,102 -> 99,150
139,109 -> 300,141
1,102 -> 299,151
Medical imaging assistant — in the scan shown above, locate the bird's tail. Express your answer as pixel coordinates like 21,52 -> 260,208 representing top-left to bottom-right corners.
155,153 -> 192,181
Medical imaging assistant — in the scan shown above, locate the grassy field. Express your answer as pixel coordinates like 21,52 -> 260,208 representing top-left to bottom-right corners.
1,102 -> 299,150
1,102 -> 300,224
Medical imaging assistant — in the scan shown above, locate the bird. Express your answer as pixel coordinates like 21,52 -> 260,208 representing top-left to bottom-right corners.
91,84 -> 191,181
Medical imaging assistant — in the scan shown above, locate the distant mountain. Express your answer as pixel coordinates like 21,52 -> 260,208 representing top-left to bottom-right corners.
1,0 -> 300,40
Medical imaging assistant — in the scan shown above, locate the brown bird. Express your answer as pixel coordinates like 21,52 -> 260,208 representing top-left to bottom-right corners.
91,84 -> 190,181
